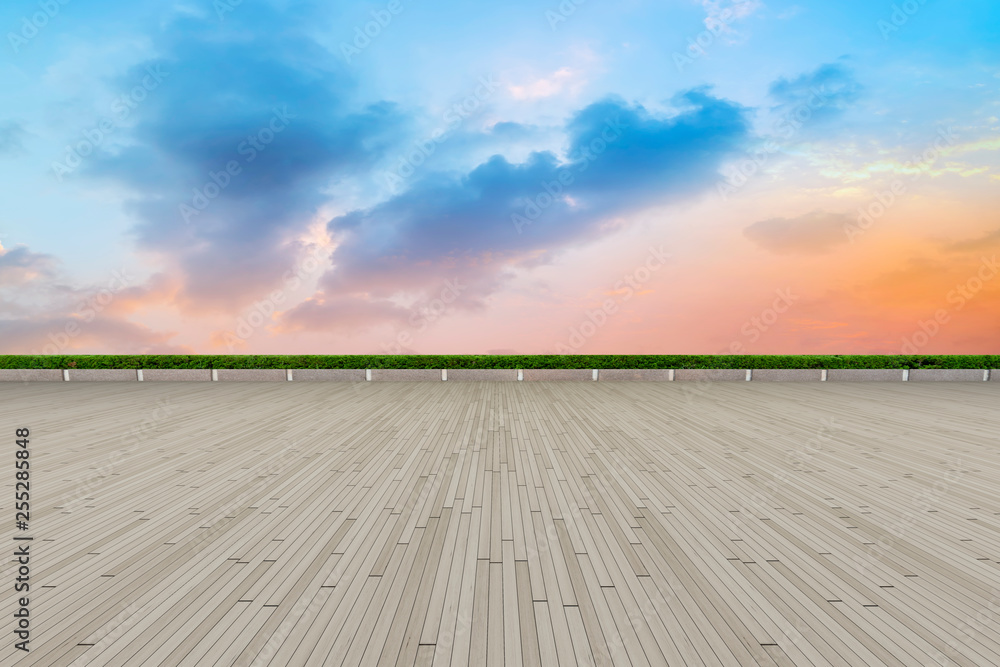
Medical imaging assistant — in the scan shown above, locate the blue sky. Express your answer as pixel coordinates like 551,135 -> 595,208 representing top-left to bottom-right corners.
1,0 -> 998,354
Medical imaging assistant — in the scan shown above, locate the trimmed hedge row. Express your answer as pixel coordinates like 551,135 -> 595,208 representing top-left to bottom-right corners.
0,355 -> 997,370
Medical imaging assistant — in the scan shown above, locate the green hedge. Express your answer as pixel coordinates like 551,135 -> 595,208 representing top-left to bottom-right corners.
0,355 -> 997,369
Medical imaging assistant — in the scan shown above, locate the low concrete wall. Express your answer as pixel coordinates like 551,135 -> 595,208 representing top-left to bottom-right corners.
446,369 -> 518,381
215,369 -> 287,382
67,369 -> 137,381
142,369 -> 212,382
908,369 -> 988,382
292,369 -> 365,382
522,369 -> 593,381
752,369 -> 824,382
826,369 -> 905,382
3,367 -> 995,383
598,369 -> 673,381
674,369 -> 747,381
0,369 -> 64,381
370,369 -> 442,382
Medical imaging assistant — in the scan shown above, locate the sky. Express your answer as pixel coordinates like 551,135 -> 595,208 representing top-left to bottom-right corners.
0,0 -> 998,355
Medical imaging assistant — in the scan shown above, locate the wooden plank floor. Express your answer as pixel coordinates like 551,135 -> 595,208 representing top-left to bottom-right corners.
2,380 -> 1000,666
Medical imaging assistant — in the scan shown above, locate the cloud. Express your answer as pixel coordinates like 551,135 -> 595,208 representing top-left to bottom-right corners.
777,5 -> 803,19
826,135 -> 999,183
743,210 -> 852,254
81,7 -> 403,314
488,122 -> 537,138
275,294 -> 411,334
281,88 -> 751,332
332,92 -> 747,278
945,227 -> 1000,253
768,61 -> 861,124
0,121 -> 26,156
0,243 -> 188,353
0,244 -> 58,287
701,0 -> 763,40
0,316 -> 191,355
62,5 -> 754,338
787,318 -> 848,331
508,68 -> 585,100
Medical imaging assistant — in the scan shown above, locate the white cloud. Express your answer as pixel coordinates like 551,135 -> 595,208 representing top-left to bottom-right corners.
508,67 -> 586,101
701,0 -> 763,39
776,5 -> 801,20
